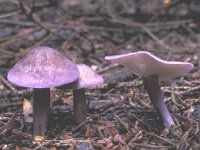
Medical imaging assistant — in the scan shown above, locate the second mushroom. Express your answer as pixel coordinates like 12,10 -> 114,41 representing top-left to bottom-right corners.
105,51 -> 193,127
72,64 -> 104,124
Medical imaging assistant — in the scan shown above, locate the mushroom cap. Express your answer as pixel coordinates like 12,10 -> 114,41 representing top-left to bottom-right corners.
73,64 -> 104,89
105,51 -> 194,81
7,46 -> 79,88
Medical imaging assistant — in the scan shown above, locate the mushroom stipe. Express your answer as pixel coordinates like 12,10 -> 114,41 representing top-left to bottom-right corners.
143,75 -> 174,127
73,88 -> 86,124
72,64 -> 104,124
33,88 -> 50,136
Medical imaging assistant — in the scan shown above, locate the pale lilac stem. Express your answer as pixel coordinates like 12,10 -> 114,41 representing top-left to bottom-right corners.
143,75 -> 175,127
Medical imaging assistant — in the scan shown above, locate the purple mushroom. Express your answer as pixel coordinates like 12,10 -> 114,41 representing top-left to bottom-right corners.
105,51 -> 194,127
72,64 -> 104,124
7,46 -> 79,136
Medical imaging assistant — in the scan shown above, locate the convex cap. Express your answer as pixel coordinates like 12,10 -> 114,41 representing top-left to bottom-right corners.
105,51 -> 194,81
7,46 -> 79,88
73,64 -> 104,89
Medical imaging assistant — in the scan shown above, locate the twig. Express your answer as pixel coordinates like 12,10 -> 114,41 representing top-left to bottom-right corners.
33,138 -> 57,150
130,143 -> 173,149
178,85 -> 200,96
0,75 -> 17,92
171,82 -> 184,108
72,119 -> 89,133
18,0 -> 86,52
141,129 -> 175,145
177,119 -> 194,149
0,19 -> 36,27
0,110 -> 18,134
0,11 -> 19,19
113,114 -> 129,131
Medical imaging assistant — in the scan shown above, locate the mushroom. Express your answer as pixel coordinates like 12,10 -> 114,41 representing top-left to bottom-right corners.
72,64 -> 104,124
7,46 -> 79,136
105,51 -> 194,127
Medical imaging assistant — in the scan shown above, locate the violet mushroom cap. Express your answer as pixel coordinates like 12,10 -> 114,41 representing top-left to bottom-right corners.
7,46 -> 79,136
105,51 -> 194,81
7,46 -> 79,88
105,51 -> 194,127
73,64 -> 104,89
72,64 -> 104,124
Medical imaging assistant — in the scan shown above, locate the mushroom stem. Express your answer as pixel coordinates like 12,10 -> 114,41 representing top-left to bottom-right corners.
33,88 -> 50,136
143,75 -> 175,127
73,88 -> 86,124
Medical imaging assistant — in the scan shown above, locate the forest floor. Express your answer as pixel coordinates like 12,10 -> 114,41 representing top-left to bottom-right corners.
0,0 -> 200,149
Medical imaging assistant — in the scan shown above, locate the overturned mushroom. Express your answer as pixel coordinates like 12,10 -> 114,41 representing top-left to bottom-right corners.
7,46 -> 79,136
105,51 -> 193,127
72,64 -> 104,124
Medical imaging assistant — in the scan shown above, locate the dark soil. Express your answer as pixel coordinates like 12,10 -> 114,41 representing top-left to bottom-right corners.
0,0 -> 200,149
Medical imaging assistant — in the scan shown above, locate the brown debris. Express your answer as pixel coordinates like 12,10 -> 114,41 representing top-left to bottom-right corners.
0,0 -> 199,149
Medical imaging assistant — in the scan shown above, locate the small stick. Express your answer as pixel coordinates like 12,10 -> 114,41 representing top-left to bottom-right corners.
0,75 -> 17,92
178,85 -> 200,96
0,110 -> 18,134
0,11 -> 18,19
113,114 -> 129,131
